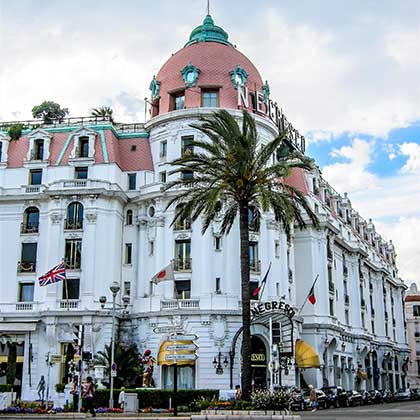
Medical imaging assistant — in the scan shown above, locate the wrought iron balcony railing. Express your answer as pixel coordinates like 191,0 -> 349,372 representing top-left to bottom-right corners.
21,222 -> 39,234
64,219 -> 83,230
173,258 -> 192,271
64,258 -> 81,270
17,261 -> 36,273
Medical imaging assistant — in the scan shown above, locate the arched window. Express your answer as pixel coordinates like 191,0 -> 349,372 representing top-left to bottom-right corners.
22,207 -> 40,233
65,202 -> 84,230
126,210 -> 133,225
174,204 -> 191,231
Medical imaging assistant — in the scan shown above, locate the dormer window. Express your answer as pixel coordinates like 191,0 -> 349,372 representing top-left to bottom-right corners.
201,90 -> 219,107
26,129 -> 52,162
172,92 -> 185,111
70,128 -> 96,161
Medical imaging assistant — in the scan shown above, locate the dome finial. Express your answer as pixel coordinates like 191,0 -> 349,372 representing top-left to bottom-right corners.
207,0 -> 210,16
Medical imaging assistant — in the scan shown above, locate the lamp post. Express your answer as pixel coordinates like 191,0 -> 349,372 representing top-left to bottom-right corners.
212,352 -> 228,375
99,282 -> 130,408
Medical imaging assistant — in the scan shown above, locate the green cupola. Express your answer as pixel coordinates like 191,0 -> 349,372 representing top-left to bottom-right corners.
185,14 -> 232,47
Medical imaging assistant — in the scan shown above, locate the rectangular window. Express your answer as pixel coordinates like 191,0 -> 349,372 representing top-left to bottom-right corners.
361,311 -> 365,328
18,283 -> 34,302
79,137 -> 89,158
173,93 -> 185,110
201,90 -> 219,107
29,169 -> 42,185
215,277 -> 221,293
64,239 -> 82,269
19,243 -> 37,272
345,309 -> 349,325
125,243 -> 132,264
329,298 -> 334,316
249,242 -> 259,272
160,171 -> 167,183
414,305 -> 420,317
174,240 -> 191,271
175,280 -> 191,299
160,141 -> 167,158
250,281 -> 259,301
34,140 -> 44,160
124,281 -> 131,296
181,170 -> 194,180
181,136 -> 194,156
215,236 -> 221,251
75,167 -> 88,179
62,278 -> 80,300
149,241 -> 154,256
128,173 -> 136,190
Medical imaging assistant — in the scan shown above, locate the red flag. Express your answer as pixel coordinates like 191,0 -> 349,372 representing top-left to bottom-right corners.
151,263 -> 175,284
252,263 -> 272,297
308,285 -> 316,305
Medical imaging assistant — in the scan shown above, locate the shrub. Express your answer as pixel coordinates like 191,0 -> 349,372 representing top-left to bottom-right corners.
7,124 -> 24,140
0,384 -> 12,392
250,389 -> 291,410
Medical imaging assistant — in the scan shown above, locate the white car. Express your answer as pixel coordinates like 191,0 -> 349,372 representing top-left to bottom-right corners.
395,388 -> 411,400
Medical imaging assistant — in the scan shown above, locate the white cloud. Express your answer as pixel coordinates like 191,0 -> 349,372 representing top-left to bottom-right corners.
399,142 -> 420,174
322,139 -> 377,193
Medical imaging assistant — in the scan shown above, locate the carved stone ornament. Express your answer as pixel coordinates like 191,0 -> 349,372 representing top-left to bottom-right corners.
85,212 -> 97,223
156,216 -> 165,227
210,315 -> 228,346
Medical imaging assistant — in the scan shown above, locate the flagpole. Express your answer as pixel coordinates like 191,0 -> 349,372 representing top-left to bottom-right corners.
63,259 -> 69,310
259,262 -> 271,301
297,274 -> 319,316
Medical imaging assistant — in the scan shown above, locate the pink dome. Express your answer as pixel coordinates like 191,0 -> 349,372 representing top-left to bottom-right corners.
152,41 -> 264,116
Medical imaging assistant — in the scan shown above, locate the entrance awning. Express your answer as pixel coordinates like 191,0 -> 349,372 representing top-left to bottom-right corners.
158,341 -> 196,366
295,339 -> 320,368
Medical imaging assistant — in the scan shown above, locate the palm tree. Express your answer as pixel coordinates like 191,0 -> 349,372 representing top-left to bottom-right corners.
164,109 -> 319,400
90,106 -> 114,122
94,342 -> 140,388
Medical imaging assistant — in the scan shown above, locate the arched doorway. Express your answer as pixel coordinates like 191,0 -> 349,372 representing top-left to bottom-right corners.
251,336 -> 267,390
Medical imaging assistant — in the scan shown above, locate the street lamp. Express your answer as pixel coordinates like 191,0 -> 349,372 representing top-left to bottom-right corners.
212,352 -> 228,375
99,282 -> 130,408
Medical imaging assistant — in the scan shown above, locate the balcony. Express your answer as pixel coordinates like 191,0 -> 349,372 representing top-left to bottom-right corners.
21,222 -> 39,234
344,294 -> 350,305
24,185 -> 42,194
64,258 -> 81,270
17,261 -> 36,273
250,260 -> 261,274
63,180 -> 87,188
64,219 -> 83,230
58,299 -> 80,309
173,258 -> 192,272
15,302 -> 33,311
174,219 -> 191,231
161,299 -> 200,310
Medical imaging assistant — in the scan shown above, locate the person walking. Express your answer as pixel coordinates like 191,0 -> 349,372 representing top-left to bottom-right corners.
309,384 -> 318,413
82,376 -> 96,417
70,376 -> 79,411
118,387 -> 125,410
235,385 -> 242,401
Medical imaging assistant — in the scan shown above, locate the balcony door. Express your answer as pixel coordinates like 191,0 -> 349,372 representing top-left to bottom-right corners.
175,240 -> 191,271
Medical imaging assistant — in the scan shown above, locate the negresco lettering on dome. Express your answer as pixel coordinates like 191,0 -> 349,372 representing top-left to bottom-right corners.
237,84 -> 306,154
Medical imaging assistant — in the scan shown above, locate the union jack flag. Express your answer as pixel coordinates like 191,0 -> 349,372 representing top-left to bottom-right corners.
38,262 -> 66,286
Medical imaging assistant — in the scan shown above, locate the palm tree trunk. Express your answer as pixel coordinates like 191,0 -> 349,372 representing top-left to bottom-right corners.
239,202 -> 252,400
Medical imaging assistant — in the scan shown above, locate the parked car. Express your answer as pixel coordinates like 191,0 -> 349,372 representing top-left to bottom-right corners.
290,389 -> 305,411
381,389 -> 395,403
395,388 -> 411,401
302,389 -> 329,410
369,389 -> 384,404
322,386 -> 349,408
361,390 -> 373,405
410,388 -> 420,401
347,390 -> 363,406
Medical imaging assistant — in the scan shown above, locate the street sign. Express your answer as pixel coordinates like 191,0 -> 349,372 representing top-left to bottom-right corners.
50,355 -> 62,363
111,363 -> 117,371
166,344 -> 198,351
111,370 -> 117,377
165,353 -> 198,361
169,334 -> 199,341
153,326 -> 184,334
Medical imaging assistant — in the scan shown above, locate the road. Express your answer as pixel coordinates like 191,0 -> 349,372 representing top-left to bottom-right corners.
300,400 -> 419,419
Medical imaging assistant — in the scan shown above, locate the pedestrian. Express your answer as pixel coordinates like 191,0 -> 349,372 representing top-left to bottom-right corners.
118,387 -> 125,410
235,384 -> 242,400
82,376 -> 96,417
70,376 -> 79,411
309,384 -> 318,413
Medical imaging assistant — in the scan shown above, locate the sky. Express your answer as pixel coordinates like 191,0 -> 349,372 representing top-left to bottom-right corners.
0,0 -> 419,287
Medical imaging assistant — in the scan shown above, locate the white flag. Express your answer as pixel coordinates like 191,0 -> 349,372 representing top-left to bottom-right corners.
152,262 -> 175,284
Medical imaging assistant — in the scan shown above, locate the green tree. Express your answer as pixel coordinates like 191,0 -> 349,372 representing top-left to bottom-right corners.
94,342 -> 140,388
164,110 -> 319,400
31,101 -> 69,124
90,106 -> 113,122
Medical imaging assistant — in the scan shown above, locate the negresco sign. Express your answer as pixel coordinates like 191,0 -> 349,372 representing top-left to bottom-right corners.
251,300 -> 296,319
237,84 -> 306,155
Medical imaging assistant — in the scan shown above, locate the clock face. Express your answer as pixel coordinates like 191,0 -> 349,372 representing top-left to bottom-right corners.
186,71 -> 195,83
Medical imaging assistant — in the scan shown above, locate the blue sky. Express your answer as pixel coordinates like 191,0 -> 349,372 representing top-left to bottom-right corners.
0,0 -> 419,285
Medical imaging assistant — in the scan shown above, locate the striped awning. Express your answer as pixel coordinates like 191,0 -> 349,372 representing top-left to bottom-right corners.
295,339 -> 320,368
157,341 -> 196,366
